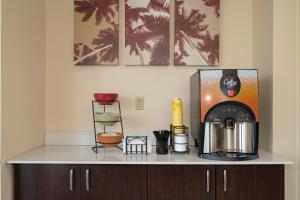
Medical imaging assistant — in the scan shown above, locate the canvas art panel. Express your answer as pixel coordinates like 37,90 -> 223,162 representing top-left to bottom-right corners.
174,0 -> 220,66
74,0 -> 119,65
125,0 -> 170,66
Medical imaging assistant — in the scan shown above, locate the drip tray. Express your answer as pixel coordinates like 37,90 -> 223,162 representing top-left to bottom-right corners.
225,153 -> 246,158
200,152 -> 259,161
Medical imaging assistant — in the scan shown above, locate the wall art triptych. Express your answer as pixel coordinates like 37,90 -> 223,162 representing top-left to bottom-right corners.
74,0 -> 219,66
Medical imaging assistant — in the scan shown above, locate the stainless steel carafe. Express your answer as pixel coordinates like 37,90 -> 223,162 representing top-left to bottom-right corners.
237,122 -> 255,153
203,122 -> 255,154
203,122 -> 223,153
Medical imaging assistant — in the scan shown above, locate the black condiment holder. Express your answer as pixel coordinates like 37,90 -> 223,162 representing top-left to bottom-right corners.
169,124 -> 190,154
125,136 -> 148,154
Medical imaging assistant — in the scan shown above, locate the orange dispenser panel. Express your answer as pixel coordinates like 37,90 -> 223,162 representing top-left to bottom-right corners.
200,70 -> 259,122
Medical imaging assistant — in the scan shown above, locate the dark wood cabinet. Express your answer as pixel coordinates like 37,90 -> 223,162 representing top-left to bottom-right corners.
48,165 -> 81,200
15,164 -> 147,200
254,165 -> 284,200
216,165 -> 257,200
148,165 -> 215,200
14,164 -> 284,200
14,164 -> 80,200
216,165 -> 284,200
80,165 -> 147,200
15,164 -> 47,200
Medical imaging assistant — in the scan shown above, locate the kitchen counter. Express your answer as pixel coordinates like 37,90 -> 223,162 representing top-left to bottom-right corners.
7,145 -> 293,165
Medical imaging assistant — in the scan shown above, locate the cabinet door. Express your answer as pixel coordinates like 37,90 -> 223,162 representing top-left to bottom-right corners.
254,165 -> 284,200
14,164 -> 80,200
47,165 -> 81,200
216,165 -> 284,200
80,165 -> 147,200
148,165 -> 215,200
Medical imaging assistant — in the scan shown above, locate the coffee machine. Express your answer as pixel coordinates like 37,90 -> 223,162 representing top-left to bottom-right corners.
190,69 -> 259,160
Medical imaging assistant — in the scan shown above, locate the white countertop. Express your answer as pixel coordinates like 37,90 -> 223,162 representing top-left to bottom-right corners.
6,145 -> 293,165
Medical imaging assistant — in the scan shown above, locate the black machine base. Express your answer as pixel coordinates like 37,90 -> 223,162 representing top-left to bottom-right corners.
200,152 -> 259,161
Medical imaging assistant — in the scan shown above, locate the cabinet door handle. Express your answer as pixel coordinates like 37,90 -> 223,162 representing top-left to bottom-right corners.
85,169 -> 90,191
224,170 -> 227,192
206,170 -> 210,192
69,169 -> 74,191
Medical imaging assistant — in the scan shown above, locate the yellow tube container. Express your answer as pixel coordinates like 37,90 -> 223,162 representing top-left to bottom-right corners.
172,98 -> 183,134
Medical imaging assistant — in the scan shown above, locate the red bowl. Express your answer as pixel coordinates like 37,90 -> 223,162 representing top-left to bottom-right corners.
94,93 -> 119,105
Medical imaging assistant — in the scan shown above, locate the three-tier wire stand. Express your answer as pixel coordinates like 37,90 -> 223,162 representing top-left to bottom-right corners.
91,100 -> 124,153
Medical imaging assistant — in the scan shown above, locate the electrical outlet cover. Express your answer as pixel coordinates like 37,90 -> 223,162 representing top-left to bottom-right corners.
135,96 -> 144,110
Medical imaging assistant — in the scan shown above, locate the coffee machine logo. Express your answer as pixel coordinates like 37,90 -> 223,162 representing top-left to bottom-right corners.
220,73 -> 241,97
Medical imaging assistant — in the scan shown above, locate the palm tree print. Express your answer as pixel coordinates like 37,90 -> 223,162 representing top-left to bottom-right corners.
174,0 -> 220,66
125,0 -> 151,58
202,0 -> 220,17
74,43 -> 98,65
74,0 -> 118,25
74,0 -> 119,65
125,0 -> 170,65
93,22 -> 119,63
198,31 -> 219,65
74,0 -> 219,66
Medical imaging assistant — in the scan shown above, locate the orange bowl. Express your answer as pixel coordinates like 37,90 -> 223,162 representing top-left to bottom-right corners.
97,132 -> 123,147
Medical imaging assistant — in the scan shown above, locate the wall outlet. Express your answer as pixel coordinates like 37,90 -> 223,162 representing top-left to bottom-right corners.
135,96 -> 144,110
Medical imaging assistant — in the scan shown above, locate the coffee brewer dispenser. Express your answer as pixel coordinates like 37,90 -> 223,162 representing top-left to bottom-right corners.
190,69 -> 259,160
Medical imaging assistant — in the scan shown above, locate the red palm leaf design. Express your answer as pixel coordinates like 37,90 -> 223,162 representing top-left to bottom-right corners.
125,1 -> 151,56
93,22 -> 119,63
125,25 -> 152,56
74,43 -> 97,65
202,0 -> 220,17
125,0 -> 170,65
125,0 -> 148,22
174,0 -> 208,65
74,0 -> 118,25
149,34 -> 169,65
175,5 -> 208,39
74,43 -> 82,61
174,52 -> 186,65
140,1 -> 169,35
141,0 -> 170,65
198,31 -> 219,65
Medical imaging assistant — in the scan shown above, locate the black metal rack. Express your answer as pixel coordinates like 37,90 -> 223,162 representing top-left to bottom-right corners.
169,124 -> 190,154
91,100 -> 124,153
125,136 -> 148,154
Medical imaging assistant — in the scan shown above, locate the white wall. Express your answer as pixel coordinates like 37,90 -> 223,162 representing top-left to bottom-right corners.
272,0 -> 299,199
252,0 -> 273,151
0,0 -> 2,198
1,0 -> 46,199
1,0 -> 46,160
298,0 -> 300,195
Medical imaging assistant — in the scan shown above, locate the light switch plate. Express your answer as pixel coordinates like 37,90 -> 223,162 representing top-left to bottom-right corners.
135,96 -> 144,110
